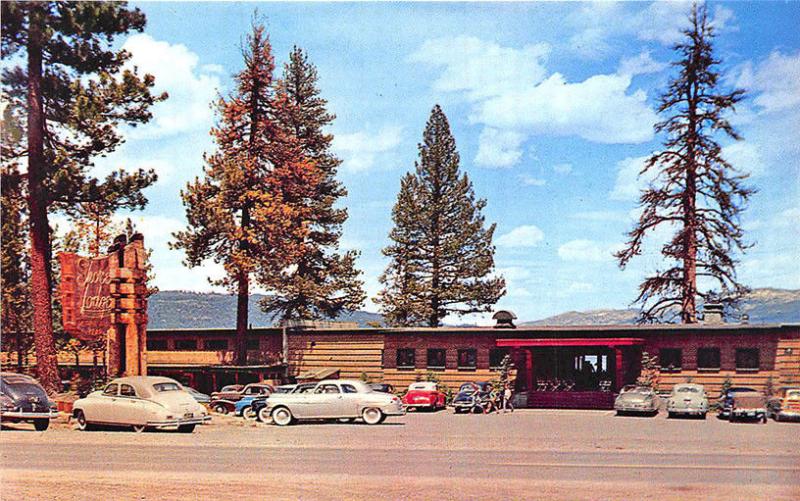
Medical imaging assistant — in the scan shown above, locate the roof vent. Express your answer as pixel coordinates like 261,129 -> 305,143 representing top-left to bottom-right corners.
492,310 -> 517,329
702,303 -> 725,325
740,313 -> 749,325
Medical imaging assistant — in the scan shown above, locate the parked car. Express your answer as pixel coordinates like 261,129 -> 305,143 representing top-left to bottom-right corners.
184,386 -> 211,404
210,383 -> 273,414
401,382 -> 447,411
718,386 -> 758,419
452,382 -> 494,414
767,387 -> 800,422
253,383 -> 316,422
72,376 -> 210,433
265,379 -> 404,426
234,395 -> 265,420
729,391 -> 767,423
666,383 -> 709,419
370,383 -> 395,394
614,385 -> 660,415
0,372 -> 58,431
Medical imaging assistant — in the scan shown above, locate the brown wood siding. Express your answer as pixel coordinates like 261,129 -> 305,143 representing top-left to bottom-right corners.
287,333 -> 385,380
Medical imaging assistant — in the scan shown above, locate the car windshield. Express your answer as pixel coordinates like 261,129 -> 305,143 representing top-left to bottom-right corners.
676,386 -> 699,393
153,382 -> 182,392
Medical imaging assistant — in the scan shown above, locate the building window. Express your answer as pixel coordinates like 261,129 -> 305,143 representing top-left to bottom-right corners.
736,348 -> 760,371
697,348 -> 720,371
146,339 -> 167,351
175,339 -> 198,351
458,349 -> 477,370
489,348 -> 509,369
246,339 -> 259,350
397,348 -> 415,369
427,349 -> 446,370
659,348 -> 682,372
204,339 -> 228,351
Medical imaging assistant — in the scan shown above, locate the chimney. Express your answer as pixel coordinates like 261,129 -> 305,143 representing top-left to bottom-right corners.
740,313 -> 749,325
492,310 -> 517,329
702,303 -> 725,325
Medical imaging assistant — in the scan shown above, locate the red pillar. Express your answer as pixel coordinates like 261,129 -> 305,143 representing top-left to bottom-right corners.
525,349 -> 534,392
615,347 -> 624,392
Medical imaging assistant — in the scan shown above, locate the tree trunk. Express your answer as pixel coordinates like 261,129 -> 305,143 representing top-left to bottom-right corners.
682,54 -> 699,324
26,8 -> 60,395
234,206 -> 251,366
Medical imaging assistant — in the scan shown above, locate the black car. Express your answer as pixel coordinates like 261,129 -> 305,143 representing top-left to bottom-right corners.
453,382 -> 494,414
1,372 -> 58,431
252,382 -> 317,422
718,387 -> 758,419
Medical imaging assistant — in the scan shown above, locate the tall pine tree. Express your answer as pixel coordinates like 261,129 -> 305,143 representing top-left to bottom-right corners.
172,25 -> 318,364
259,47 -> 365,322
615,3 -> 753,323
2,2 -> 164,393
378,105 -> 505,327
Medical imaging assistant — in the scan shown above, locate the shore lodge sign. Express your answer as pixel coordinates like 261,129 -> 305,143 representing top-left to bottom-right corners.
58,234 -> 149,378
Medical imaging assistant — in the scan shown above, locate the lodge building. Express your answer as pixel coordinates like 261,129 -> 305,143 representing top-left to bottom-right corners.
6,312 -> 796,410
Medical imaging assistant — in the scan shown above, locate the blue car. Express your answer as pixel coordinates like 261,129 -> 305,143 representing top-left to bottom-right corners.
452,382 -> 494,414
234,395 -> 266,419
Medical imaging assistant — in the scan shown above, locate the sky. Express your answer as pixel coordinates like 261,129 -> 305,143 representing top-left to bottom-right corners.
74,1 -> 799,324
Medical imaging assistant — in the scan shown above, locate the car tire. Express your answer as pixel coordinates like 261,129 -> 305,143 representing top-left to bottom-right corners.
700,413 -> 707,420
33,419 -> 49,431
271,407 -> 294,426
213,403 -> 228,415
667,411 -> 674,419
454,408 -> 463,414
178,424 -> 196,433
242,406 -> 257,421
362,407 -> 383,425
74,410 -> 92,431
257,407 -> 272,424
132,424 -> 147,433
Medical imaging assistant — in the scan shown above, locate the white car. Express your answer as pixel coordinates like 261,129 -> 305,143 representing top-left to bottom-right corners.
265,379 -> 405,426
72,376 -> 211,433
666,383 -> 709,419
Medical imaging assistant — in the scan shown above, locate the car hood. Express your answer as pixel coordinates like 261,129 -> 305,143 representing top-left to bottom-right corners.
2,382 -> 50,404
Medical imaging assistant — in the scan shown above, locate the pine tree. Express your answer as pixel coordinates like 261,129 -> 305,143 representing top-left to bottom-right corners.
2,2 -> 164,393
259,47 -> 365,322
61,203 -> 124,257
615,3 -> 753,323
172,25 -> 318,364
377,105 -> 506,327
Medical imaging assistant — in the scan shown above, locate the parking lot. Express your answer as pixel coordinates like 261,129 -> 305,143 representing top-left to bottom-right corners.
2,409 -> 799,500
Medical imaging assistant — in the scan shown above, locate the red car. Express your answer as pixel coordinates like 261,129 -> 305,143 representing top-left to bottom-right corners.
401,382 -> 447,411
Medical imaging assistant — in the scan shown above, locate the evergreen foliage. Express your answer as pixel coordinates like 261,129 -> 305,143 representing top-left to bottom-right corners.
615,3 -> 753,324
171,24 -> 319,364
259,46 -> 365,322
377,105 -> 505,326
2,2 -> 164,393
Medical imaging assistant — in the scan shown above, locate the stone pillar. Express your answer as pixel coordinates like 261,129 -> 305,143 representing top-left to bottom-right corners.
525,348 -> 534,392
614,347 -> 624,392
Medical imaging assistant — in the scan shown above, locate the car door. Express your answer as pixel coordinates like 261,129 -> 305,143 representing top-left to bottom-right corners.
93,383 -> 119,423
339,383 -> 362,417
307,383 -> 344,418
118,383 -> 147,425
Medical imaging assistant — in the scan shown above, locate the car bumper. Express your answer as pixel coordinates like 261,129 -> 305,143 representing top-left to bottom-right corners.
776,410 -> 800,419
147,415 -> 212,428
381,405 -> 406,416
404,401 -> 434,408
1,410 -> 59,420
669,408 -> 706,415
615,404 -> 657,412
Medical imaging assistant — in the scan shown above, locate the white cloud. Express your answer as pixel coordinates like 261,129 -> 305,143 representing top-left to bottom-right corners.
610,155 -> 653,201
474,128 -> 524,168
553,163 -> 573,175
519,174 -> 546,187
473,72 -> 657,144
333,125 -> 403,172
558,239 -> 616,263
570,210 -> 629,223
122,34 -> 222,139
618,50 -> 668,77
735,51 -> 800,114
558,281 -> 595,297
722,141 -> 766,178
496,225 -> 544,248
409,36 -> 550,100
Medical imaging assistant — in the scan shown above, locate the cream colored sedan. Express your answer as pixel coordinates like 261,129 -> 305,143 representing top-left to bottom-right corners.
72,376 -> 211,433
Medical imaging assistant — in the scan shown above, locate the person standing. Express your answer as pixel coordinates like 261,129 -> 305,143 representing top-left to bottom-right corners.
503,384 -> 514,413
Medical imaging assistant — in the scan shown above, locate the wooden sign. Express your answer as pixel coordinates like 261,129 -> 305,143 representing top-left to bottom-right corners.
58,253 -> 113,341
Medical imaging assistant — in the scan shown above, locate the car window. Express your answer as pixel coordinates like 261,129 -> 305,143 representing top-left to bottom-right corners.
120,384 -> 137,397
153,382 -> 181,392
786,390 -> 800,398
675,386 -> 699,393
103,383 -> 119,396
295,385 -> 315,394
341,384 -> 359,394
315,384 -> 340,394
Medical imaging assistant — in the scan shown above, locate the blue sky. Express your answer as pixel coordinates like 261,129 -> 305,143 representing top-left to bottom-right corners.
76,1 -> 799,323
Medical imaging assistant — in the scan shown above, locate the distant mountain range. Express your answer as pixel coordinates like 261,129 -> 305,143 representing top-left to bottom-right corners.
148,288 -> 799,329
148,290 -> 382,329
524,288 -> 800,326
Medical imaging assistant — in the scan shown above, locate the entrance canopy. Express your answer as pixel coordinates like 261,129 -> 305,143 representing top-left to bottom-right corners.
496,338 -> 644,347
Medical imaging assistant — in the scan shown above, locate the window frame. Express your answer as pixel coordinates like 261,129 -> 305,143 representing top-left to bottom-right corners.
146,339 -> 168,351
204,338 -> 229,351
174,339 -> 198,351
735,348 -> 760,372
697,347 -> 721,371
426,348 -> 447,370
659,348 -> 682,372
396,348 -> 416,370
119,384 -> 137,398
457,348 -> 478,370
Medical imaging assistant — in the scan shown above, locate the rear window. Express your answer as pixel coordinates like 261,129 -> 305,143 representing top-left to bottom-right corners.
153,382 -> 182,392
341,384 -> 359,394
